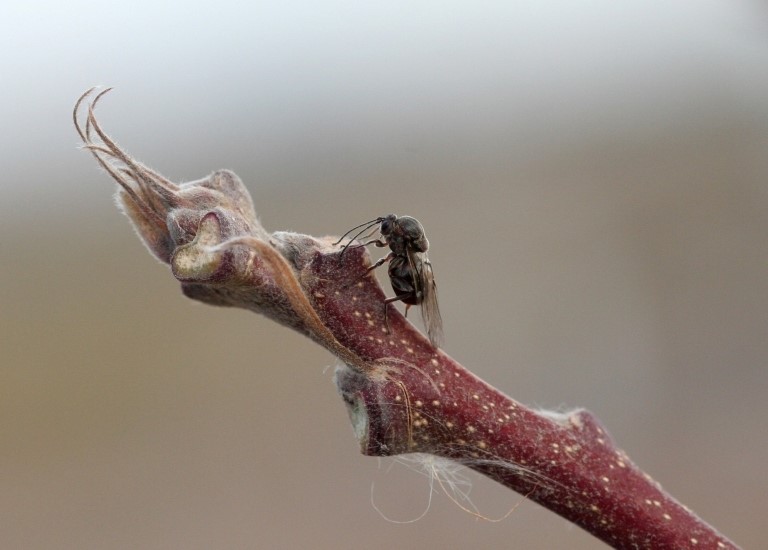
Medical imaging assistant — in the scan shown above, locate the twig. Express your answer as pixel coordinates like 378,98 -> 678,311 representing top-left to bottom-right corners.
74,88 -> 739,549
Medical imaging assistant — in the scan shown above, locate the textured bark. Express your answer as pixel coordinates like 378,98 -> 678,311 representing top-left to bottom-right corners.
74,88 -> 739,549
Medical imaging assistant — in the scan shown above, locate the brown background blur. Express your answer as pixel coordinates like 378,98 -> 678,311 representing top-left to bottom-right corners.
2,2 -> 767,548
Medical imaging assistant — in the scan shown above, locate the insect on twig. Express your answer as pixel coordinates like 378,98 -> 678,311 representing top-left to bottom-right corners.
334,214 -> 443,347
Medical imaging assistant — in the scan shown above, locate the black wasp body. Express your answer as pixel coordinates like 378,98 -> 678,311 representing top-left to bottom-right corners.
335,214 -> 443,347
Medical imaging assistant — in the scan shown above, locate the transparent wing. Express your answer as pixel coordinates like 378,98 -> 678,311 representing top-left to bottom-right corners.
409,249 -> 443,347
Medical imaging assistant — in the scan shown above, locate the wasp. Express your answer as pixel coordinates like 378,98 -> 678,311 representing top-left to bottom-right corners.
334,214 -> 443,347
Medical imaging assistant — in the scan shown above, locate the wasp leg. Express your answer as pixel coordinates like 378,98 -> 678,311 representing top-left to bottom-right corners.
366,251 -> 394,273
347,238 -> 387,251
340,252 -> 394,289
382,293 -> 415,335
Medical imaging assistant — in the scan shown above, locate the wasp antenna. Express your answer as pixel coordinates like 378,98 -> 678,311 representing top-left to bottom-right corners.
345,221 -> 381,247
338,222 -> 380,261
336,218 -> 386,263
332,217 -> 384,246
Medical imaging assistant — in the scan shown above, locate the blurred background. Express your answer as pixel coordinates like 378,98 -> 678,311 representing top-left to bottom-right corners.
1,1 -> 767,548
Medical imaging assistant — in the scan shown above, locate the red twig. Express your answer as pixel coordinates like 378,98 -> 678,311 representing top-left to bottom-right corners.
74,88 -> 739,549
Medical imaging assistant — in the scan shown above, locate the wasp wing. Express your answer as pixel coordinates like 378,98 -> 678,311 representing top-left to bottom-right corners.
408,248 -> 443,347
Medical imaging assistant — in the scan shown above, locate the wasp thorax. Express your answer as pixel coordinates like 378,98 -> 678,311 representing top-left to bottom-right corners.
396,216 -> 429,253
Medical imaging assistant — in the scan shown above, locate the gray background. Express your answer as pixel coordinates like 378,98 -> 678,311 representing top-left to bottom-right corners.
2,1 -> 767,548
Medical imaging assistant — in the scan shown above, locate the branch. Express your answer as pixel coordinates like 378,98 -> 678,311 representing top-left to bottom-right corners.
74,88 -> 739,550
